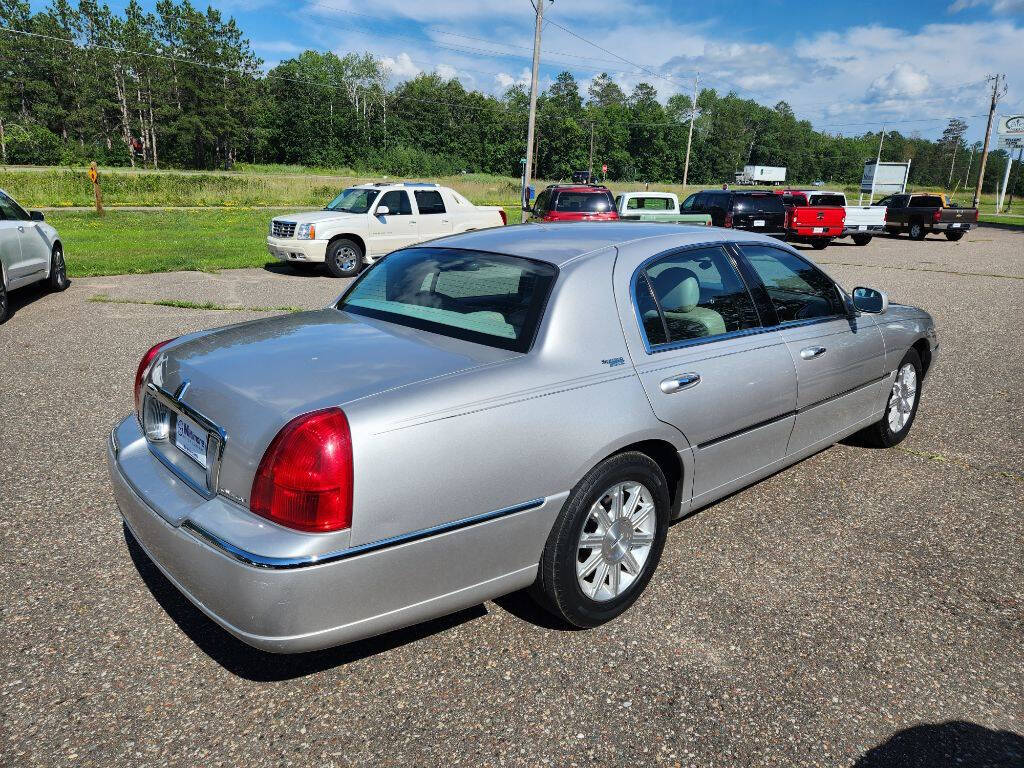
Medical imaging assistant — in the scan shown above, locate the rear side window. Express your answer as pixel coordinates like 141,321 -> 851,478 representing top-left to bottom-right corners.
378,190 -> 412,215
734,195 -> 784,214
739,244 -> 844,323
0,192 -> 28,221
339,247 -> 557,353
553,191 -> 614,213
635,246 -> 760,346
414,190 -> 446,215
534,190 -> 550,215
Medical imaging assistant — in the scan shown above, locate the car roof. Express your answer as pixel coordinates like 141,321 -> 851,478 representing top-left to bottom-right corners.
545,185 -> 610,193
424,222 -> 779,267
622,191 -> 674,197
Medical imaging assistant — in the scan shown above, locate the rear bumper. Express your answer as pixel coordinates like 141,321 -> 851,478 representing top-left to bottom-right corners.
788,226 -> 843,239
931,222 -> 973,231
266,237 -> 328,263
108,416 -> 559,653
842,224 -> 885,236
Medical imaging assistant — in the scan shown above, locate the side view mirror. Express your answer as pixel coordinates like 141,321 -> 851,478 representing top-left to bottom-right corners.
30,210 -> 45,221
375,206 -> 390,216
852,286 -> 888,314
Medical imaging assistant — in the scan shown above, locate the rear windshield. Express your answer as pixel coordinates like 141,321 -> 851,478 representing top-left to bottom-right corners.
810,194 -> 845,207
626,196 -> 673,211
734,194 -> 784,214
553,191 -> 614,213
911,196 -> 944,208
338,247 -> 558,353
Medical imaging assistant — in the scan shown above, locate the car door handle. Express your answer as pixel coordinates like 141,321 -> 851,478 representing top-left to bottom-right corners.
800,346 -> 827,360
660,373 -> 701,394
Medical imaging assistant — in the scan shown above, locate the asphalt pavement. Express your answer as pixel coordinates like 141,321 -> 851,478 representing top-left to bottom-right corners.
1,230 -> 1021,767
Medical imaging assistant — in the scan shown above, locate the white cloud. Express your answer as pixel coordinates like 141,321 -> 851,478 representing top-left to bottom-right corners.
867,63 -> 932,102
495,68 -> 531,90
380,52 -> 420,79
950,0 -> 1024,13
436,63 -> 459,80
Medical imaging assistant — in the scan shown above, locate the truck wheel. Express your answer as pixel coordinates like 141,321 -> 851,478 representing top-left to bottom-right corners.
908,220 -> 926,241
811,238 -> 830,250
944,231 -> 965,242
326,239 -> 364,278
852,234 -> 872,246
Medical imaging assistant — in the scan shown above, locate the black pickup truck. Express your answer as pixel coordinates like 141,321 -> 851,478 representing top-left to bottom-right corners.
873,193 -> 978,241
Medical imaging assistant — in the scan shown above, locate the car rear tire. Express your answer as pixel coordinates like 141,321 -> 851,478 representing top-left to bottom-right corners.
811,238 -> 830,250
852,234 -> 872,246
48,245 -> 69,291
908,220 -> 926,241
944,231 -> 965,242
854,348 -> 923,449
325,238 -> 364,278
531,451 -> 670,628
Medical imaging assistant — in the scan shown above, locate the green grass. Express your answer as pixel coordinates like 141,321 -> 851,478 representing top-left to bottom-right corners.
52,207 -> 522,277
89,294 -> 302,312
52,209 -> 277,276
979,213 -> 1024,227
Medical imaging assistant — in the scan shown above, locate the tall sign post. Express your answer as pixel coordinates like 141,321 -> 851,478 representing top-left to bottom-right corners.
88,162 -> 104,216
996,115 -> 1024,212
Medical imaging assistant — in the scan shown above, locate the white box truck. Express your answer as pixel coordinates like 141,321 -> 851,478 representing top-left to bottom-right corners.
734,165 -> 786,186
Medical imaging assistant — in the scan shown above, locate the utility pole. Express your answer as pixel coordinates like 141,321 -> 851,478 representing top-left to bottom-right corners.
868,125 -> 885,204
682,71 -> 699,189
973,73 -> 1004,209
588,121 -> 594,180
521,0 -> 546,223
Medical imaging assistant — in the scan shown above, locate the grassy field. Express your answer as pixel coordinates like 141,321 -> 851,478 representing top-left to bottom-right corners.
3,164 -> 1013,212
51,207 -> 522,277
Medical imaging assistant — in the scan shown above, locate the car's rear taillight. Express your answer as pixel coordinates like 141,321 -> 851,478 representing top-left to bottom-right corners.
973,209 -> 979,222
250,408 -> 353,533
498,209 -> 507,226
134,339 -> 175,414
933,209 -> 941,223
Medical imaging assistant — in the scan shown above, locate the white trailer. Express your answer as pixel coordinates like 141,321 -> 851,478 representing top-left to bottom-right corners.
734,165 -> 787,185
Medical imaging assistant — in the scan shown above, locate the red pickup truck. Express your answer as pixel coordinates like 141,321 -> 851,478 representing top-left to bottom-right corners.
775,189 -> 846,249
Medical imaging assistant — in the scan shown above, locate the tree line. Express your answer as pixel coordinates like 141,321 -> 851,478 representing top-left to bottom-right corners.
1,0 -> 1019,196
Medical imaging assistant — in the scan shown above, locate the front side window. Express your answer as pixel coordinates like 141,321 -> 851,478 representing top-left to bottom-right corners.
0,192 -> 28,221
635,246 -> 760,347
553,191 -> 613,213
681,193 -> 697,211
533,190 -> 549,215
325,187 -> 379,214
739,244 -> 844,323
338,247 -> 557,352
414,190 -> 446,215
377,190 -> 412,215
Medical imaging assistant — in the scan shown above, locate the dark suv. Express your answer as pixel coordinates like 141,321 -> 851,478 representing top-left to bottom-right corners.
681,190 -> 786,235
529,184 -> 618,223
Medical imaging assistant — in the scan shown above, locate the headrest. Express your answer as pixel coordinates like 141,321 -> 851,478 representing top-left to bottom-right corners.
652,267 -> 700,313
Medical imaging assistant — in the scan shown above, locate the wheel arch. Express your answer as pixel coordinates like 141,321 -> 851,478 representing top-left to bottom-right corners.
582,438 -> 687,518
911,337 -> 932,378
327,232 -> 366,257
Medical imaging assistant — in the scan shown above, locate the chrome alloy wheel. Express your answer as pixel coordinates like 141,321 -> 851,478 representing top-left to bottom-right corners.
576,482 -> 656,602
53,248 -> 67,287
887,363 -> 918,433
335,246 -> 358,272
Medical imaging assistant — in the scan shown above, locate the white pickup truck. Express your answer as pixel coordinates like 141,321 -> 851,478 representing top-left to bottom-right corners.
614,191 -> 711,225
805,190 -> 886,246
267,183 -> 507,277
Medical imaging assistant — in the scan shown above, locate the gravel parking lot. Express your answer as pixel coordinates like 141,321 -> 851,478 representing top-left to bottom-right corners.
2,229 -> 1022,767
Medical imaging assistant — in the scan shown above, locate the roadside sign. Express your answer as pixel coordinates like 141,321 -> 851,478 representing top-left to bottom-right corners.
88,165 -> 98,184
1000,136 -> 1024,150
998,115 -> 1024,138
861,160 -> 910,194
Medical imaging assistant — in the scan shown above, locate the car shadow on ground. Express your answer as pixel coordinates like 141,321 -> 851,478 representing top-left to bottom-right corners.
125,525 -> 486,681
261,262 -> 326,279
2,280 -> 66,323
853,721 -> 1024,767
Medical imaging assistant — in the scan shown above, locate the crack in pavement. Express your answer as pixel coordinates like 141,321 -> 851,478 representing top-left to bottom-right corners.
819,261 -> 1024,281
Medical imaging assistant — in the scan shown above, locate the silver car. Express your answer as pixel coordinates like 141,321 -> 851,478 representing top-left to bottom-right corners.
0,189 -> 68,323
108,223 -> 937,653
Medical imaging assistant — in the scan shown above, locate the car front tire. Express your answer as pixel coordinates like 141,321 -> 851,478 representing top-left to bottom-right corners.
855,348 -> 923,448
48,245 -> 69,291
325,238 -> 364,278
531,451 -> 670,628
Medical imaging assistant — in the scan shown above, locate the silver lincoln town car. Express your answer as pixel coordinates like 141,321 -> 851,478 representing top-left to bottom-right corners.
108,223 -> 937,653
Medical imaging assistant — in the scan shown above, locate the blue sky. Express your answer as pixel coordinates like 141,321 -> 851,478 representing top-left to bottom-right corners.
44,0 -> 1024,140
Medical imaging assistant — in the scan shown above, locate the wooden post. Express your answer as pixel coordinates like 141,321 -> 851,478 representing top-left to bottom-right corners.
89,162 -> 104,216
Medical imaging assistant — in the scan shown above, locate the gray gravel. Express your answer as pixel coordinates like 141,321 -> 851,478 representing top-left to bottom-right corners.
1,232 -> 1022,767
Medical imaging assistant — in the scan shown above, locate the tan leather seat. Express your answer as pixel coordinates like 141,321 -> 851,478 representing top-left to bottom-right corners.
651,267 -> 726,338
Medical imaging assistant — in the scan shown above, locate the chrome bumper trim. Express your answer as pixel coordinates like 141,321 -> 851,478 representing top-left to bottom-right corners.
182,497 -> 546,570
